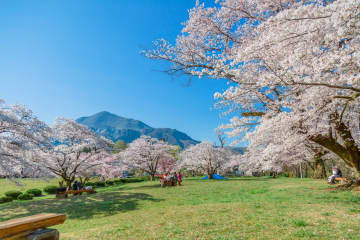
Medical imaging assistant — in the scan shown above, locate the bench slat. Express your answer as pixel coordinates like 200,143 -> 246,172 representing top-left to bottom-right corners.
0,213 -> 66,239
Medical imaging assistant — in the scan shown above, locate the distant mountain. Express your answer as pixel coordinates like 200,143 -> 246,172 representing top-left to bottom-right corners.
76,111 -> 200,148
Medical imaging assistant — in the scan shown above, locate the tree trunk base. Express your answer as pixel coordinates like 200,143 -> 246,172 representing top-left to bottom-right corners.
335,178 -> 360,190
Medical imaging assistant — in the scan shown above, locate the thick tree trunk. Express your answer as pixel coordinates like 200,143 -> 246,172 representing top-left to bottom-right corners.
310,134 -> 360,176
309,112 -> 360,183
150,173 -> 155,181
65,179 -> 73,190
208,168 -> 216,179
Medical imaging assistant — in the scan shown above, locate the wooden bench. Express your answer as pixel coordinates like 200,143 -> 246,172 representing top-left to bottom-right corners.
56,189 -> 96,199
0,213 -> 66,240
335,177 -> 344,182
66,189 -> 96,195
334,177 -> 351,184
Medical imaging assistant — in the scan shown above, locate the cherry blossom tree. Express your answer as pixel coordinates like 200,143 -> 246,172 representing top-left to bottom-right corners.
34,118 -> 116,188
0,98 -> 50,178
157,154 -> 177,174
121,135 -> 173,180
147,0 -> 360,180
179,142 -> 232,179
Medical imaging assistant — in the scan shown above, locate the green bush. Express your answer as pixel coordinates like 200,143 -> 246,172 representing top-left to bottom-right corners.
5,190 -> 22,200
85,182 -> 96,187
95,182 -> 106,187
105,180 -> 114,185
139,176 -> 152,181
17,193 -> 34,200
0,196 -> 13,204
121,177 -> 146,183
281,172 -> 290,177
43,185 -> 58,194
113,179 -> 122,184
26,189 -> 42,197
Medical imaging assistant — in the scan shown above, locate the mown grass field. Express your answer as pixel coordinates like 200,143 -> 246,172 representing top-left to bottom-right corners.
1,177 -> 360,239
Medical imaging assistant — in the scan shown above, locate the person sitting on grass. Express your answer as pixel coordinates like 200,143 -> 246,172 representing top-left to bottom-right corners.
72,180 -> 83,190
77,181 -> 83,190
73,180 -> 79,190
328,167 -> 342,184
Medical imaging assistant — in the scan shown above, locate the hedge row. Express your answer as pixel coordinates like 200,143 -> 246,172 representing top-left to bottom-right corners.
85,177 -> 148,188
0,177 -> 150,204
0,188 -> 44,204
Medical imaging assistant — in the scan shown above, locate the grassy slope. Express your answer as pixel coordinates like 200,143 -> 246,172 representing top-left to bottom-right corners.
1,177 -> 360,240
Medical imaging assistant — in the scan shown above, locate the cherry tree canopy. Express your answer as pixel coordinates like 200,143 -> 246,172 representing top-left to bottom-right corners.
0,99 -> 50,177
179,142 -> 232,179
33,118 -> 116,187
147,0 -> 360,176
157,154 -> 177,174
121,135 -> 173,180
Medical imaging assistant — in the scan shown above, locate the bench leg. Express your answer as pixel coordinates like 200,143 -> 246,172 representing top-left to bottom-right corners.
26,228 -> 59,240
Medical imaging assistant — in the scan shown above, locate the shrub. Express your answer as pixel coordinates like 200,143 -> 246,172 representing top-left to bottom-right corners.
18,193 -> 34,200
105,180 -> 114,186
26,189 -> 42,197
85,182 -> 96,187
281,172 -> 290,177
5,191 -> 22,200
0,196 -> 13,204
121,177 -> 146,183
113,179 -> 122,184
43,185 -> 58,194
95,182 -> 106,187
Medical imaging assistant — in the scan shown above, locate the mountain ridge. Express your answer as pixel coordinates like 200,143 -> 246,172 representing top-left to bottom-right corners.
76,111 -> 199,148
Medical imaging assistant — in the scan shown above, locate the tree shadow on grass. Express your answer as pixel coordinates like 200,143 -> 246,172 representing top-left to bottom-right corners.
0,191 -> 162,221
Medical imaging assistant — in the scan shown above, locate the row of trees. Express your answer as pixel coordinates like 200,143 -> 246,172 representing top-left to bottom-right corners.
1,98 -> 239,185
121,136 -> 236,180
147,0 -> 360,182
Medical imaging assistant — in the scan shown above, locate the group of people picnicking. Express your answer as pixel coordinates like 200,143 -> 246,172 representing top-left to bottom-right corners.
160,171 -> 182,187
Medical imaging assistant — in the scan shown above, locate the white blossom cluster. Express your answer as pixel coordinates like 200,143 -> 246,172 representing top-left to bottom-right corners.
0,99 -> 50,177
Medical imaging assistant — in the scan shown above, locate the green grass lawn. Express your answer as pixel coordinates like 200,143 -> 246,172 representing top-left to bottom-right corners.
1,177 -> 360,239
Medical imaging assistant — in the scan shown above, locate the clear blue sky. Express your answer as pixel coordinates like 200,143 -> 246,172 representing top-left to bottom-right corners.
0,0 -> 235,144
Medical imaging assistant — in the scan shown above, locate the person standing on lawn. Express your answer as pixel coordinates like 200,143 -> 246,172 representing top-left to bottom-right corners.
177,172 -> 182,186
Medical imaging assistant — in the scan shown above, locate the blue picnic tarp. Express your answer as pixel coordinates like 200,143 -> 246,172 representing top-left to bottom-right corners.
202,173 -> 227,180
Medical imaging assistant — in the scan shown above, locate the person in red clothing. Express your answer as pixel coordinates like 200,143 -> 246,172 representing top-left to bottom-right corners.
177,172 -> 182,186
160,173 -> 167,187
